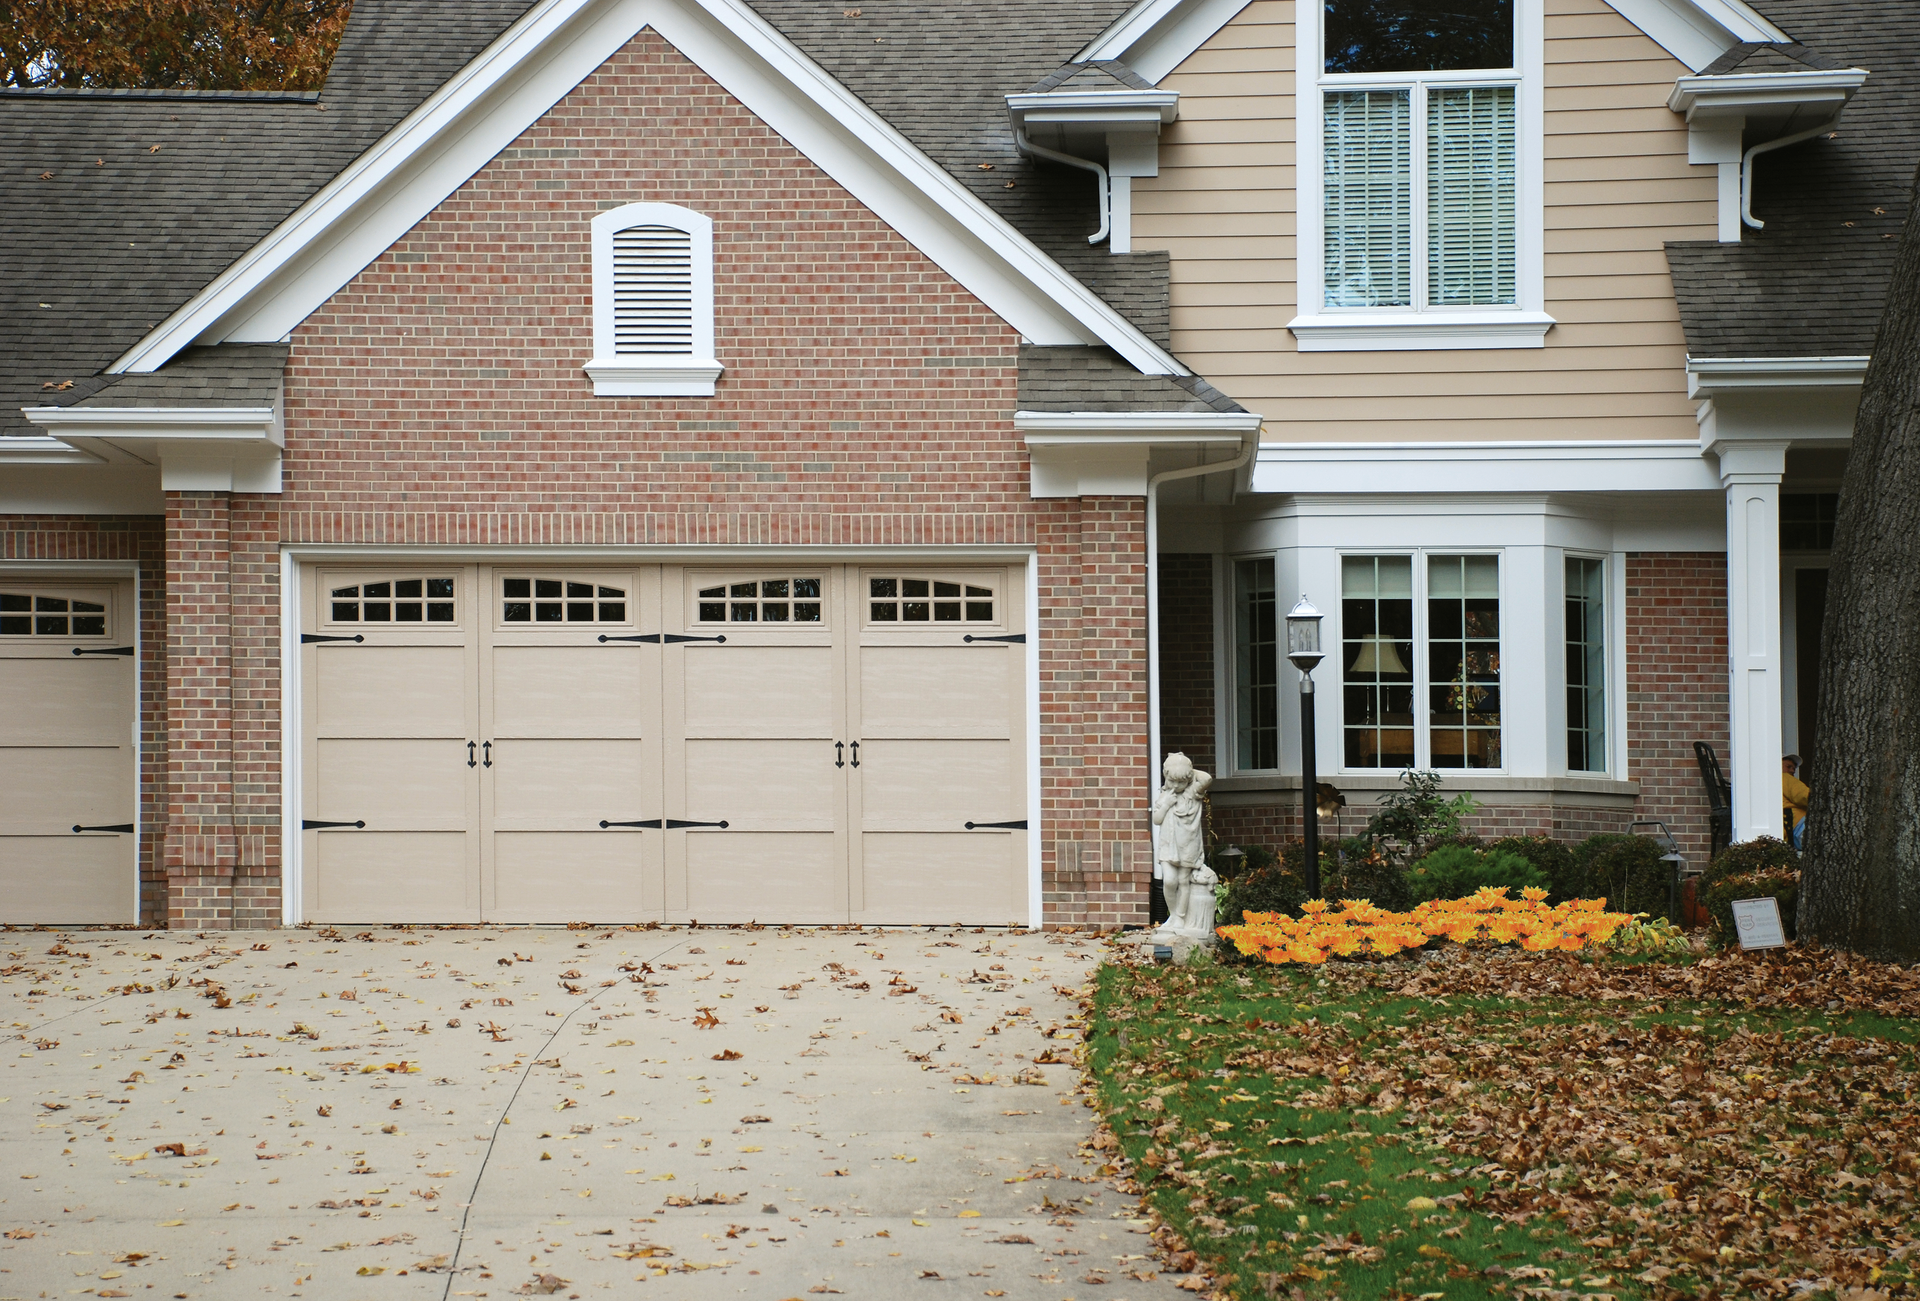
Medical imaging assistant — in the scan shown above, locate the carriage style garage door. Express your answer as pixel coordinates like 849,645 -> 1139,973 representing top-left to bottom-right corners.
0,576 -> 139,924
300,563 -> 1028,925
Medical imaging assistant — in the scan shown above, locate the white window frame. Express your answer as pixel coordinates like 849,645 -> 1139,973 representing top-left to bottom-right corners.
1562,550 -> 1610,775
1335,547 -> 1508,774
1227,553 -> 1281,774
1290,0 -> 1551,352
584,202 -> 723,397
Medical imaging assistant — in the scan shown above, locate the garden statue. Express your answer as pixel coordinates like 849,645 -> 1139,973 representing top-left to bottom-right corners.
1151,752 -> 1215,940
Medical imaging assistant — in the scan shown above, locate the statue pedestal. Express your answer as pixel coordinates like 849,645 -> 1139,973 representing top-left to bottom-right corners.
1122,928 -> 1215,965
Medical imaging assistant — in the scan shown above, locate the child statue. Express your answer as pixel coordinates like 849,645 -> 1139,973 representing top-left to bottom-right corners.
1151,752 -> 1213,938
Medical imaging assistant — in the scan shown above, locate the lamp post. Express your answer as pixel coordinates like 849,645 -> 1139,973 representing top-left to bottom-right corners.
1286,597 -> 1326,899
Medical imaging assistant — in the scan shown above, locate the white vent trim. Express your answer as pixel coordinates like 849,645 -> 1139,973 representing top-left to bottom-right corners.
587,201 -> 722,396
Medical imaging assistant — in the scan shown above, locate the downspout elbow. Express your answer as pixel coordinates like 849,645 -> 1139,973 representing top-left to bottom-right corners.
1741,112 -> 1844,230
1014,126 -> 1109,245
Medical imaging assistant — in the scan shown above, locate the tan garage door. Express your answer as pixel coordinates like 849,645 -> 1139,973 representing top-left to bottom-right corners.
300,562 -> 1026,925
0,577 -> 139,924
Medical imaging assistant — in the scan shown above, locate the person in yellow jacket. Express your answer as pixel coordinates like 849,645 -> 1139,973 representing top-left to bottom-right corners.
1782,754 -> 1810,849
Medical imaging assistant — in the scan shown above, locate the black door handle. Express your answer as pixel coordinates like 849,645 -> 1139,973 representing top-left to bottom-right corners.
301,633 -> 364,644
835,741 -> 845,769
963,633 -> 1025,644
600,818 -> 664,829
664,819 -> 729,830
482,741 -> 492,768
850,741 -> 860,768
468,741 -> 477,768
965,820 -> 1028,830
302,819 -> 366,830
71,645 -> 135,657
72,823 -> 135,834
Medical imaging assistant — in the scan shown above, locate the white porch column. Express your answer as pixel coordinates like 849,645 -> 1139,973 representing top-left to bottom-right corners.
1712,438 -> 1790,843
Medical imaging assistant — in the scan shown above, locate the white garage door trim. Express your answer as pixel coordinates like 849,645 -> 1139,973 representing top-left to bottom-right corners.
280,547 -> 1041,926
0,559 -> 143,925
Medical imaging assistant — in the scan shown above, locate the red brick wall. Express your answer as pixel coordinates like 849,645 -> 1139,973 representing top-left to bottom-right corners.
254,30 -> 1148,926
1157,553 -> 1215,775
1625,552 -> 1729,864
1,515 -> 167,924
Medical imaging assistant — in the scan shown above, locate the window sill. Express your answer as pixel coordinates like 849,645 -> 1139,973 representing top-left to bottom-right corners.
1212,772 -> 1636,798
584,356 -> 724,397
1287,312 -> 1555,352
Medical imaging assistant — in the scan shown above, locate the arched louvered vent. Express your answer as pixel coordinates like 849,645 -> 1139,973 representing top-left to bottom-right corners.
612,225 -> 694,355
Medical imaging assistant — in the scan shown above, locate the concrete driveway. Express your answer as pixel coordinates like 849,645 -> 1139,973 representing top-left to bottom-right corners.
1,926 -> 1188,1300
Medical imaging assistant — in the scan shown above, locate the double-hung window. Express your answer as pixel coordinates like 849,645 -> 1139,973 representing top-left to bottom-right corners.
1294,0 -> 1549,350
1341,553 -> 1503,770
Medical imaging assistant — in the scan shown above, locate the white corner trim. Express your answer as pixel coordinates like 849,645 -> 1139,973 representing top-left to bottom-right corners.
1602,0 -> 1788,73
1686,355 -> 1869,396
22,405 -> 283,492
1250,438 -> 1723,494
1669,67 -> 1869,119
1075,0 -> 1258,84
1287,313 -> 1556,351
107,0 -> 1186,380
583,356 -> 724,395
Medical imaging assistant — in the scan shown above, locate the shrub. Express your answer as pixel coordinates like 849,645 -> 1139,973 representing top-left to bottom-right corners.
1699,866 -> 1799,949
1405,844 -> 1548,903
1699,836 -> 1799,889
1218,864 -> 1309,932
1572,833 -> 1674,919
1364,769 -> 1479,862
1489,835 -> 1580,903
1604,916 -> 1694,958
1324,842 -> 1414,913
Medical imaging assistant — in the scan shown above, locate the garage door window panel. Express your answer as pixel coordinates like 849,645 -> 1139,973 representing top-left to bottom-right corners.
866,577 -> 996,625
2,590 -> 111,638
501,577 -> 629,625
695,577 -> 823,624
330,577 -> 457,624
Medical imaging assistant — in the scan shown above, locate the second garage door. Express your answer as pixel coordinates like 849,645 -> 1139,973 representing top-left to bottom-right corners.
300,562 -> 1027,925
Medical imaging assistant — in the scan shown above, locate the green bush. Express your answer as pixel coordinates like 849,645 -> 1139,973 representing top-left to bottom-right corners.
1218,863 -> 1309,930
1322,842 -> 1414,912
1364,769 -> 1479,862
1572,833 -> 1674,918
1699,836 -> 1799,888
1404,844 -> 1548,903
1700,868 -> 1798,949
1489,835 -> 1580,903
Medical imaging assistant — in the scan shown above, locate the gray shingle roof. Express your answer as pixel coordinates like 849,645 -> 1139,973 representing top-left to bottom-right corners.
33,344 -> 288,410
1667,0 -> 1919,358
1024,60 -> 1157,94
1019,346 -> 1245,413
1699,41 -> 1845,75
0,0 -> 538,436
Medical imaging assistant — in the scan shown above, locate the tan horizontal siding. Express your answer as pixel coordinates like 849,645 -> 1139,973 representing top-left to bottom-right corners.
1132,0 -> 1712,437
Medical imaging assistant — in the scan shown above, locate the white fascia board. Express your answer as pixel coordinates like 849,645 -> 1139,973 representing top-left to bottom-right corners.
1075,0 -> 1257,84
1251,439 -> 1722,495
23,405 -> 279,443
1602,0 -> 1788,73
1669,68 -> 1868,119
109,0 -> 1185,379
0,434 -> 101,464
1015,410 -> 1262,436
1686,355 -> 1869,396
1005,90 -> 1179,125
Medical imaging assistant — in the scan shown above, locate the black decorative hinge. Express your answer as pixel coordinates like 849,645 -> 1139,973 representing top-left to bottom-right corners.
963,633 -> 1025,644
598,818 -> 731,830
667,818 -> 730,830
965,819 -> 1028,830
301,819 -> 366,830
71,645 -> 135,657
301,633 -> 365,645
600,818 -> 663,829
72,822 -> 135,834
598,633 -> 727,644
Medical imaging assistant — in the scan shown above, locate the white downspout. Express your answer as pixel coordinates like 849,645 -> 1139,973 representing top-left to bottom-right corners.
1741,113 -> 1843,229
1144,436 -> 1259,879
1015,127 -> 1110,245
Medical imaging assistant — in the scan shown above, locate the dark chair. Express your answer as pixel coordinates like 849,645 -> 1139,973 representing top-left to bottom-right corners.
1694,741 -> 1733,861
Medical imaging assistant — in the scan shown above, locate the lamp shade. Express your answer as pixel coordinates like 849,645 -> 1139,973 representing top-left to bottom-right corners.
1285,596 -> 1324,673
1348,635 -> 1408,676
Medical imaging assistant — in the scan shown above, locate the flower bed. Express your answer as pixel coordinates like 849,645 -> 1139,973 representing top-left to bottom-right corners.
1216,886 -> 1634,964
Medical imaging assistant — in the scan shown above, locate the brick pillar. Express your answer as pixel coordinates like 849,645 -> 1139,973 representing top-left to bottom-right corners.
1078,497 -> 1153,928
1038,500 -> 1088,923
165,491 -> 236,929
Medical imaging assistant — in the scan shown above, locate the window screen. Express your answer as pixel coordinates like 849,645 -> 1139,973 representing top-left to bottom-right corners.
1324,89 -> 1412,308
1428,86 -> 1516,306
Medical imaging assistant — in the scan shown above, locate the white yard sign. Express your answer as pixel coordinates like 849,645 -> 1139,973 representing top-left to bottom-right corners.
1730,897 -> 1787,950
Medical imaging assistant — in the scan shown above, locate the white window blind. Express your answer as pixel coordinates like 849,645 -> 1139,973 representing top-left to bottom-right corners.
611,224 -> 694,355
1427,86 -> 1516,306
1323,89 -> 1411,308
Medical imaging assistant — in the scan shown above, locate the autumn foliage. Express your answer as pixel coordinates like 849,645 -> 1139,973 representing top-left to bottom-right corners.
1217,887 -> 1634,964
0,0 -> 352,91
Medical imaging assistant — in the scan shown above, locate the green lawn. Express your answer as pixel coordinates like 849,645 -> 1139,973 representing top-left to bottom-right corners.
1086,945 -> 1920,1300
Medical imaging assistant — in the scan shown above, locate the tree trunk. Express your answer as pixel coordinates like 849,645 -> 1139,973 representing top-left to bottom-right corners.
1799,165 -> 1920,962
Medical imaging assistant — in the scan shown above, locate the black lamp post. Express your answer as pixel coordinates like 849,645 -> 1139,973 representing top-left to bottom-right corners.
1286,597 -> 1326,899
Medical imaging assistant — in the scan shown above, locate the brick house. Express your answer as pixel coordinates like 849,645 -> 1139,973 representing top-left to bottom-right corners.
1,0 -> 1902,928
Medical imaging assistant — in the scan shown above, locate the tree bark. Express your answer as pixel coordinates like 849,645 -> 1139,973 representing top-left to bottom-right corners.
1799,164 -> 1920,961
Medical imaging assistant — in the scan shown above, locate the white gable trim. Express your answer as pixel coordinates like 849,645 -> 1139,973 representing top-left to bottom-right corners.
110,0 -> 1185,378
1079,0 -> 1786,86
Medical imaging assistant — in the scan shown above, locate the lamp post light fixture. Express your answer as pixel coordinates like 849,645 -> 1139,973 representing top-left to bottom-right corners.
1286,597 -> 1326,898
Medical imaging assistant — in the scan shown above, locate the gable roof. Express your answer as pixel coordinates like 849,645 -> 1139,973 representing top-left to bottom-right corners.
1666,0 -> 1920,358
0,0 -> 540,437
